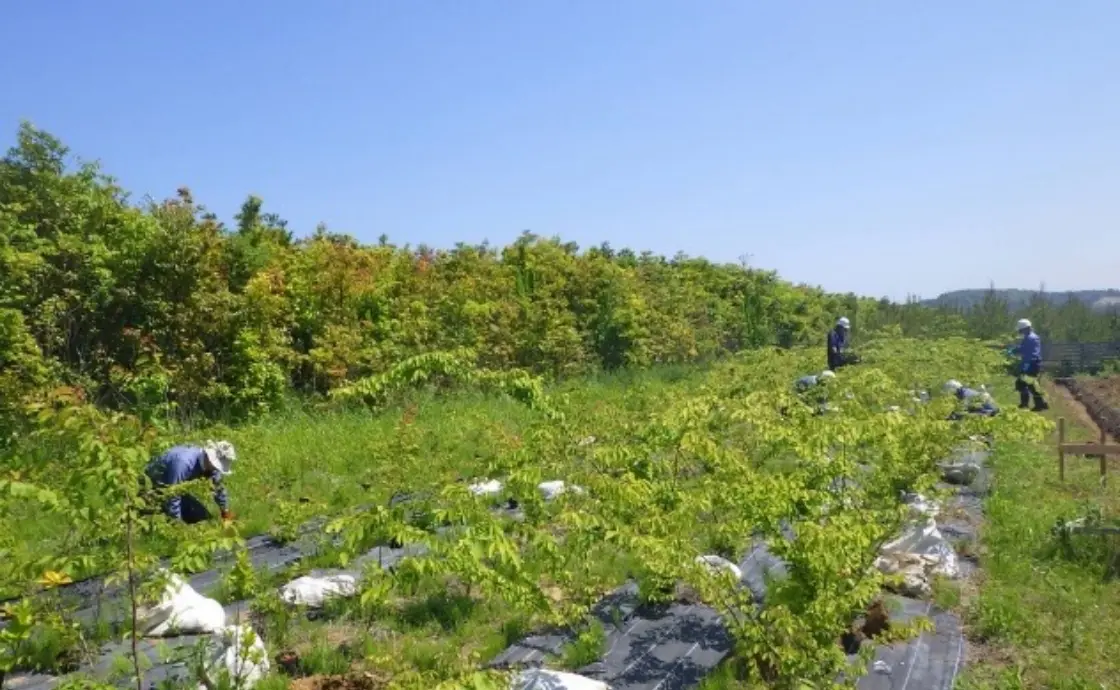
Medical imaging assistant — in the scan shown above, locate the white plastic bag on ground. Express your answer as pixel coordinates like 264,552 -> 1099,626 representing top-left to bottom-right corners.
694,554 -> 743,580
883,518 -> 959,575
196,624 -> 269,690
279,573 -> 357,607
469,479 -> 504,497
874,552 -> 943,599
876,517 -> 959,598
138,572 -> 226,637
512,668 -> 611,690
538,480 -> 585,501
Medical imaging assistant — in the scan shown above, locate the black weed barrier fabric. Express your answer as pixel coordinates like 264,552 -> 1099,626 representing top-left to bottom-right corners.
852,597 -> 964,690
490,445 -> 990,690
0,521 -> 327,613
6,449 -> 989,690
490,581 -> 734,690
1,499 -> 527,690
1,531 -> 313,637
3,540 -> 429,690
487,572 -> 966,690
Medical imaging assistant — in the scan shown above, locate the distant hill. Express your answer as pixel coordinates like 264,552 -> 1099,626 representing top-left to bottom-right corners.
923,289 -> 1120,312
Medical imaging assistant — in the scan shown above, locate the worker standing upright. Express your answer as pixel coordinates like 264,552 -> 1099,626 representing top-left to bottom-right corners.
827,317 -> 851,371
1011,318 -> 1049,411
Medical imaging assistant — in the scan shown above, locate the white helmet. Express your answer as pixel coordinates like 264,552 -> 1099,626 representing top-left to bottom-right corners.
819,370 -> 836,380
1016,318 -> 1032,331
943,380 -> 963,393
836,317 -> 851,329
203,440 -> 237,475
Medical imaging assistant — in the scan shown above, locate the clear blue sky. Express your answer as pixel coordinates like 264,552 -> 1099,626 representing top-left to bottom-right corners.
4,1 -> 1119,301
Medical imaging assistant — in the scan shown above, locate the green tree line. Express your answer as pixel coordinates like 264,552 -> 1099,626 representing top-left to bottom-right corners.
1,122 -> 1115,429
954,284 -> 1120,344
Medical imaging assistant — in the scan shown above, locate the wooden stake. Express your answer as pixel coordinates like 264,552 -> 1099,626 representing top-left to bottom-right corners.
1059,417 -> 1066,482
1102,426 -> 1108,486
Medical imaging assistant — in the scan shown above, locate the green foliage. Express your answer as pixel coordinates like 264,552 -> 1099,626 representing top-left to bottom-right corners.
559,621 -> 606,669
0,390 -> 239,685
2,122 -> 1115,433
2,122 -> 1023,431
332,350 -> 558,420
0,121 -> 1089,688
307,339 -> 1043,687
2,336 -> 1052,687
298,640 -> 351,676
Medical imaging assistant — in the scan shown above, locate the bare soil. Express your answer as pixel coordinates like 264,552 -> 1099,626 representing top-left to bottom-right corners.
1051,381 -> 1113,442
289,672 -> 388,690
1058,376 -> 1120,441
1078,376 -> 1120,414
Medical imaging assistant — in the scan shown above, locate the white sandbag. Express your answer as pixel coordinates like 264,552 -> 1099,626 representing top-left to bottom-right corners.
874,552 -> 942,599
512,668 -> 611,690
196,624 -> 269,690
538,480 -> 585,501
138,572 -> 226,637
279,573 -> 357,608
876,517 -> 960,598
694,554 -> 743,580
883,518 -> 958,574
468,479 -> 504,498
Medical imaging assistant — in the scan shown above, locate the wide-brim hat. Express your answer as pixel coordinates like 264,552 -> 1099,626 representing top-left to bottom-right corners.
203,440 -> 236,476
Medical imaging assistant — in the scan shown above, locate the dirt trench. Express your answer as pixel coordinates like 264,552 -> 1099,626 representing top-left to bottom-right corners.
1053,378 -> 1120,442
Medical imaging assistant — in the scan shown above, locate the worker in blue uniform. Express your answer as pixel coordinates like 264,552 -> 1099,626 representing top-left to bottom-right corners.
145,441 -> 236,524
1010,318 -> 1048,411
827,317 -> 851,370
943,380 -> 999,417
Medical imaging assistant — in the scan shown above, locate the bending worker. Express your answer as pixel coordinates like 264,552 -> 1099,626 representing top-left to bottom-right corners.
1011,318 -> 1049,411
943,380 -> 999,417
796,369 -> 836,392
827,317 -> 851,370
145,441 -> 236,524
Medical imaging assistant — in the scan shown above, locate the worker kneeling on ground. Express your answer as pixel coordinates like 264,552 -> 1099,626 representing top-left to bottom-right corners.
793,370 -> 839,415
1009,318 -> 1049,412
796,369 -> 836,392
145,441 -> 236,524
943,380 -> 999,418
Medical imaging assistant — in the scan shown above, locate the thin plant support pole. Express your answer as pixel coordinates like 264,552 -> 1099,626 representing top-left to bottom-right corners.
125,508 -> 143,690
1102,427 -> 1109,486
1059,417 -> 1066,482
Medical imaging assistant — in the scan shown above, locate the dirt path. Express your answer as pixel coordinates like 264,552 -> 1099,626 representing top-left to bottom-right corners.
1048,380 -> 1114,443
